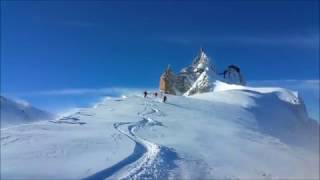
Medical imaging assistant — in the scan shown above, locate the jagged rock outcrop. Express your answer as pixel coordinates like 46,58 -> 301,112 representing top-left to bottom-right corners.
159,65 -> 177,95
223,65 -> 246,85
159,48 -> 246,96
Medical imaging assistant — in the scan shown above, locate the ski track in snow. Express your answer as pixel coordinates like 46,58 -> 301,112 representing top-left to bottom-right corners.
85,98 -> 178,180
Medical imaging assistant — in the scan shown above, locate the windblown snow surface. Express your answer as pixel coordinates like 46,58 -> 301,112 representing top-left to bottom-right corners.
1,82 -> 319,179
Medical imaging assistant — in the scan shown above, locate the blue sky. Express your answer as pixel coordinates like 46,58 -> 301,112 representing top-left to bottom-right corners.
1,1 -> 319,119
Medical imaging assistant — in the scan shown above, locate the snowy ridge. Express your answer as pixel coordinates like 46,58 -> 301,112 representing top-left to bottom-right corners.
210,81 -> 302,105
1,91 -> 319,179
192,82 -> 317,150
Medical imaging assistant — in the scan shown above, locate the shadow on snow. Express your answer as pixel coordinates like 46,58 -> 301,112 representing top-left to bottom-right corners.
83,142 -> 145,180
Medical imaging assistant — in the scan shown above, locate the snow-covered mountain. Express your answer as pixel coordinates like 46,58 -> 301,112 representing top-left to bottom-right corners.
0,96 -> 55,128
1,83 -> 318,179
160,48 -> 245,95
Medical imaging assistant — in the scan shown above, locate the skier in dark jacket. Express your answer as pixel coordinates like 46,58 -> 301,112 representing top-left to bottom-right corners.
144,91 -> 148,98
163,95 -> 167,103
154,92 -> 158,97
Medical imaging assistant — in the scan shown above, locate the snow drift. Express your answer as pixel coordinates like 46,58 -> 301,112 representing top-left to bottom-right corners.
192,81 -> 319,151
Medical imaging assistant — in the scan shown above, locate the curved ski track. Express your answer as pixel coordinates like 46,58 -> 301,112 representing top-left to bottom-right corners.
85,99 -> 178,180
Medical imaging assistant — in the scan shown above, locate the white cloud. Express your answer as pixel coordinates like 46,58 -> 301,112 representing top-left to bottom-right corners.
162,33 -> 319,48
17,87 -> 156,97
9,97 -> 30,107
248,79 -> 320,91
2,87 -> 156,116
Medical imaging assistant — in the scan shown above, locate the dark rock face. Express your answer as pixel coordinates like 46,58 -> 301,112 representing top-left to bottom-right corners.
223,65 -> 246,85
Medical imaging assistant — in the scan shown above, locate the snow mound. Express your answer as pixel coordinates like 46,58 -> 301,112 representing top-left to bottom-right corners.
210,80 -> 301,105
0,96 -> 55,128
191,82 -> 318,150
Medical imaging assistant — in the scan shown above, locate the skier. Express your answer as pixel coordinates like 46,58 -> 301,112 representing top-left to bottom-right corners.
163,95 -> 167,103
144,91 -> 148,98
154,92 -> 158,97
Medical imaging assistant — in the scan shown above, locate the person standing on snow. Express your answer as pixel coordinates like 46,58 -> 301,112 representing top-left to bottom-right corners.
154,92 -> 158,97
163,95 -> 167,103
144,91 -> 148,98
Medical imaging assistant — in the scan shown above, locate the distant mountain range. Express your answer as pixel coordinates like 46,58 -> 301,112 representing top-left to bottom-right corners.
0,96 -> 55,128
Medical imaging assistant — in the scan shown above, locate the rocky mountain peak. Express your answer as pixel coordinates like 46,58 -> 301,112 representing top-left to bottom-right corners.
191,48 -> 212,73
159,48 -> 245,96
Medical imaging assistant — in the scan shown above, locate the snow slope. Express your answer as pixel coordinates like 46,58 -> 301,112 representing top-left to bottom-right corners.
0,96 -> 55,128
1,88 -> 319,179
191,81 -> 318,151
